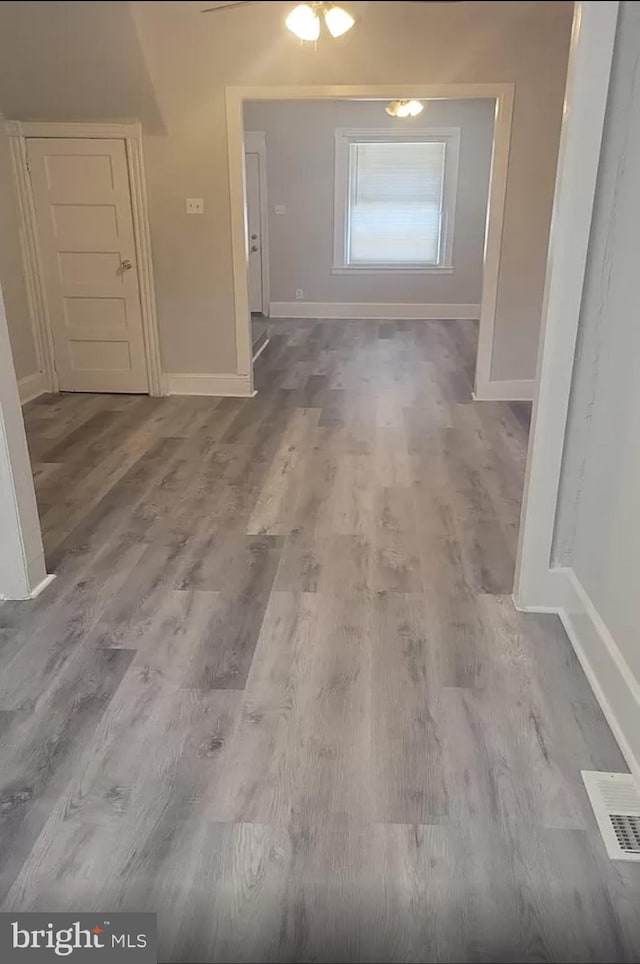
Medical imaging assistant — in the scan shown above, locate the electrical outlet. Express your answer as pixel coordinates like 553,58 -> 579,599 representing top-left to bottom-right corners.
186,197 -> 204,215
275,205 -> 286,216
295,289 -> 304,300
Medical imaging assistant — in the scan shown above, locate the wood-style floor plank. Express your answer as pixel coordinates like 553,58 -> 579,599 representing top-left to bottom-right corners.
3,319 -> 638,962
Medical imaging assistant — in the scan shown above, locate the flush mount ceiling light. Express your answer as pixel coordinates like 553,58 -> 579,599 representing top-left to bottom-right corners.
285,3 -> 355,41
385,99 -> 424,118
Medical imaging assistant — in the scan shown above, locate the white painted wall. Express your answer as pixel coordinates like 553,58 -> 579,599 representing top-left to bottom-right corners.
554,1 -> 640,688
0,281 -> 47,599
243,98 -> 494,310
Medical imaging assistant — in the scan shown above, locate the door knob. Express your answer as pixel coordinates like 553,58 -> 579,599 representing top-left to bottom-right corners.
120,259 -> 133,271
250,245 -> 259,253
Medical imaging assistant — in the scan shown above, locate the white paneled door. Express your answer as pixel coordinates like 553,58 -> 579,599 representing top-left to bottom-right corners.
27,138 -> 149,393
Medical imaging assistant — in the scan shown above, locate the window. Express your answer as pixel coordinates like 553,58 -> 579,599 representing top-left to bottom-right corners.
333,128 -> 460,273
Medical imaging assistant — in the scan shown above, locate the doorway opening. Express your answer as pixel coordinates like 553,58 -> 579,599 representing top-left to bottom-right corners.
228,84 -> 514,399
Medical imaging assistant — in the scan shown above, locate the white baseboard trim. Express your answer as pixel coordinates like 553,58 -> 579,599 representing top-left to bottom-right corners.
165,372 -> 255,397
269,301 -> 481,321
18,371 -> 48,405
29,572 -> 56,599
473,378 -> 535,402
512,564 -> 568,614
252,336 -> 270,363
0,571 -> 55,602
561,568 -> 640,783
517,566 -> 640,785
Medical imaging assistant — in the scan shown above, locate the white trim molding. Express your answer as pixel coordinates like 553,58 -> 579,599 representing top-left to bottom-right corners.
166,372 -> 255,397
473,378 -> 535,402
473,90 -> 514,395
226,83 -> 514,392
18,371 -> 48,405
8,120 -> 144,139
25,572 -> 57,600
244,130 -> 271,316
5,119 -> 165,397
515,567 -> 640,785
269,301 -> 480,321
0,281 -> 49,600
514,2 -> 619,611
332,126 -> 460,273
331,266 -> 454,276
252,337 -> 270,363
6,125 -> 57,393
561,570 -> 640,783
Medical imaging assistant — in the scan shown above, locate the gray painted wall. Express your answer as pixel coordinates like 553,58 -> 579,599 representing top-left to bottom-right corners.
554,1 -> 640,683
243,98 -> 494,309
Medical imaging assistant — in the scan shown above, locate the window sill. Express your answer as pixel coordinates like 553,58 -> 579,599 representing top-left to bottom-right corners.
331,265 -> 454,276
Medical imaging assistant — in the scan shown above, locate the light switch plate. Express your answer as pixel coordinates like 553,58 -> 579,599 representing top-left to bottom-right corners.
275,205 -> 286,215
186,198 -> 204,215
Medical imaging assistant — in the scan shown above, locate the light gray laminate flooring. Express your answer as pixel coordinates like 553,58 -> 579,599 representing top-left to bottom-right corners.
1,319 -> 639,963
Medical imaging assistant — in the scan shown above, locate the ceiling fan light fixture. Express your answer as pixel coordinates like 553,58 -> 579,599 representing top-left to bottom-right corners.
285,3 -> 321,41
385,99 -> 424,118
323,4 -> 355,37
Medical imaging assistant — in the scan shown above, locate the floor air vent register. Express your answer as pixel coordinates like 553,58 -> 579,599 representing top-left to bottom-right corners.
582,771 -> 640,862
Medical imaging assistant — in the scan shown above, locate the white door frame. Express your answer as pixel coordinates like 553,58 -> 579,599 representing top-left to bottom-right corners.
514,1 -> 620,612
5,120 -> 164,397
244,130 -> 270,317
0,280 -> 52,600
225,83 -> 515,392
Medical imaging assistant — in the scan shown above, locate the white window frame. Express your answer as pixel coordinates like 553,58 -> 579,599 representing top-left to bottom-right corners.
332,127 -> 460,275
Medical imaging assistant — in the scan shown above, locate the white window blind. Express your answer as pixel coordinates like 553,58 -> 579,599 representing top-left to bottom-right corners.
347,140 -> 446,265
